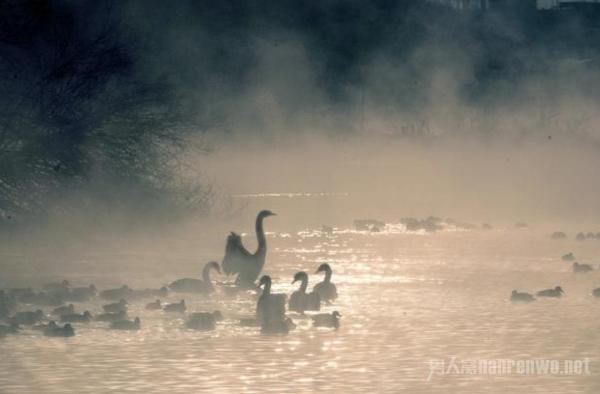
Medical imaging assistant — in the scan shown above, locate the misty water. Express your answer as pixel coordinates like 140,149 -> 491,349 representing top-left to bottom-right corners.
1,196 -> 600,393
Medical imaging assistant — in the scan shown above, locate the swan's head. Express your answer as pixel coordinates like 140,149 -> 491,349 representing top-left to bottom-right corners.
258,210 -> 276,219
315,263 -> 332,274
206,261 -> 221,274
292,271 -> 308,284
332,311 -> 341,318
258,275 -> 272,288
134,317 -> 141,324
511,290 -> 517,296
555,286 -> 564,294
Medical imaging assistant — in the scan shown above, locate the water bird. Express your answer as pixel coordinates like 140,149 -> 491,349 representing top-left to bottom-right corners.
44,322 -> 75,337
145,299 -> 162,310
313,263 -> 338,303
576,232 -> 586,241
103,299 -> 127,313
222,210 -> 276,288
312,311 -> 341,329
256,275 -> 286,325
169,261 -> 220,294
510,290 -> 535,303
95,311 -> 128,323
100,285 -> 133,301
552,232 -> 567,239
536,286 -> 564,298
573,262 -> 593,273
9,310 -> 44,325
261,317 -> 296,335
52,304 -> 75,316
593,288 -> 600,298
289,271 -> 320,313
0,323 -> 19,337
186,311 -> 223,331
110,317 -> 141,331
65,285 -> 97,302
561,252 -> 575,261
164,300 -> 186,313
60,311 -> 91,323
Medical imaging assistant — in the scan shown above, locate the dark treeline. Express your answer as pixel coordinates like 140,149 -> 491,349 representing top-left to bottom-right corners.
1,0 -> 599,227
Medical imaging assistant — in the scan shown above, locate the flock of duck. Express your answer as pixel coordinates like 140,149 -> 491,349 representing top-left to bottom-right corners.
510,246 -> 600,303
0,210 -> 340,338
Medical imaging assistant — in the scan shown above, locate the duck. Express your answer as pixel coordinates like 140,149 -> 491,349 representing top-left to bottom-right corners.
510,290 -> 535,303
312,311 -> 341,329
9,310 -> 44,325
65,285 -> 97,302
576,232 -> 586,241
561,252 -> 575,261
110,317 -> 141,331
52,304 -> 75,316
289,271 -> 320,313
60,311 -> 91,323
313,263 -> 338,303
186,311 -> 223,331
145,299 -> 162,310
169,261 -> 221,294
256,275 -> 286,325
536,286 -> 564,298
44,322 -> 75,337
129,287 -> 169,301
573,262 -> 593,273
100,285 -> 134,301
222,210 -> 276,289
0,323 -> 19,337
103,299 -> 127,313
94,311 -> 128,323
164,300 -> 186,313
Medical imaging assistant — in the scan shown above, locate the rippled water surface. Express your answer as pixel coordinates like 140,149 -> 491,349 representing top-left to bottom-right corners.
2,218 -> 600,393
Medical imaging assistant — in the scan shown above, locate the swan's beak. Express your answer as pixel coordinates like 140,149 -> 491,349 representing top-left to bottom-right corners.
271,212 -> 277,216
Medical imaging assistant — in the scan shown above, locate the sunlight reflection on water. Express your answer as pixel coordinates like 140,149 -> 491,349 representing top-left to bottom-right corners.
1,223 -> 600,393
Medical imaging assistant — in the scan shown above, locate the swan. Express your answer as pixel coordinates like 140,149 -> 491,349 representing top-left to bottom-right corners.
289,271 -> 321,313
44,322 -> 75,337
222,210 -> 276,288
510,290 -> 535,303
95,311 -> 128,323
256,275 -> 286,325
573,262 -> 593,273
312,311 -> 341,329
145,299 -> 162,310
100,285 -> 133,301
536,286 -> 564,298
164,300 -> 186,313
169,261 -> 220,294
186,311 -> 223,331
60,311 -> 91,323
110,317 -> 141,331
261,317 -> 296,335
313,263 -> 338,303
103,299 -> 127,313
52,304 -> 75,316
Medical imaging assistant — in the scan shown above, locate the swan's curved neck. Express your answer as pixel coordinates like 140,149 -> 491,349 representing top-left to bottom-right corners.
299,277 -> 308,293
255,215 -> 267,255
262,280 -> 271,295
324,268 -> 332,283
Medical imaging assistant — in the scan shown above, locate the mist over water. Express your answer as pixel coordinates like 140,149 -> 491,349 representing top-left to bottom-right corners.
2,0 -> 600,393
